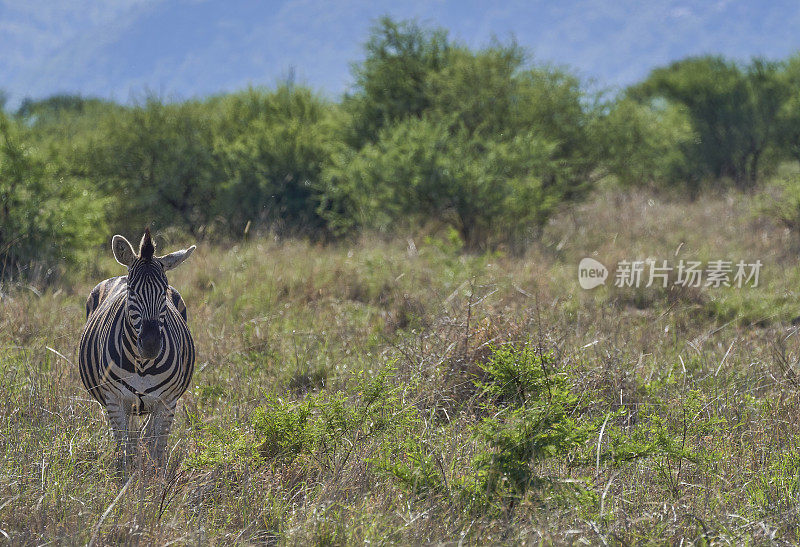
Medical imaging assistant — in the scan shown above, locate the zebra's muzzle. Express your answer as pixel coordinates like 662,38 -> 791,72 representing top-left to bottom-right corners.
137,319 -> 162,359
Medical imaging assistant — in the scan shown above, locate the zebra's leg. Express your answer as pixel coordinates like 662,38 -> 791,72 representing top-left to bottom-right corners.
106,401 -> 135,474
143,404 -> 176,467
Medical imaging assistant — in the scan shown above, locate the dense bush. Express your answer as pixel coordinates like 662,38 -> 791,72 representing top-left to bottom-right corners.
344,17 -> 450,148
778,53 -> 800,165
469,345 -> 598,503
321,117 -> 569,248
87,97 -> 221,236
212,86 -> 337,236
0,114 -> 106,281
629,56 -> 790,189
325,35 -> 602,248
601,98 -> 696,189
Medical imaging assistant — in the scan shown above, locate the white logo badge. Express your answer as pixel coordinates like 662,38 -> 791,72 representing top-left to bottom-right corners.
578,258 -> 608,289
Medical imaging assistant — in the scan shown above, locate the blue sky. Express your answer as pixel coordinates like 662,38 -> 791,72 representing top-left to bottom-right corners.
2,0 -> 800,108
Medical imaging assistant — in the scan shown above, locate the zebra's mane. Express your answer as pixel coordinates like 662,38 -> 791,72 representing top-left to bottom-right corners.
139,228 -> 156,261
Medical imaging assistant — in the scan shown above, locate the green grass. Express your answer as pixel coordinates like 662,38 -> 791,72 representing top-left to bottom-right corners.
3,188 -> 800,543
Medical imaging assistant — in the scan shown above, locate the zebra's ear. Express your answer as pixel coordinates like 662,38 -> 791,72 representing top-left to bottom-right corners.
159,245 -> 196,271
112,235 -> 136,267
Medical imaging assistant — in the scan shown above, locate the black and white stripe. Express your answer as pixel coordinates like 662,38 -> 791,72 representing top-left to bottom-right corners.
79,228 -> 196,470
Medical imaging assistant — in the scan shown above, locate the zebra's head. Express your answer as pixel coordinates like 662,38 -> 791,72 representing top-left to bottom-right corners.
112,228 -> 196,360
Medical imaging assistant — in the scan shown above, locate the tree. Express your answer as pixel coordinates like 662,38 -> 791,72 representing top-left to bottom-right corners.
320,116 -> 570,249
742,59 -> 790,185
212,86 -> 336,235
427,44 -> 601,199
600,97 -> 696,189
630,56 -> 788,188
0,113 -> 106,280
92,97 -> 220,236
777,53 -> 800,164
344,17 -> 450,147
426,43 -> 526,139
322,21 -> 602,248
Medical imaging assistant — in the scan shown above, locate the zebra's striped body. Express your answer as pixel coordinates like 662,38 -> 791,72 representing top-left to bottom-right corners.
80,275 -> 194,414
79,229 -> 196,471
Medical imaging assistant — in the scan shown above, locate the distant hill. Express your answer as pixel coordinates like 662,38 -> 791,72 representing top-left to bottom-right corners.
2,0 -> 800,107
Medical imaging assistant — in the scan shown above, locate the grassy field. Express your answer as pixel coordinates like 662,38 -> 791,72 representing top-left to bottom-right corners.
4,188 -> 800,544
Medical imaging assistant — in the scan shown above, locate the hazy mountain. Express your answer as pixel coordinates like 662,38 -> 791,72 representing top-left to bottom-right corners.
2,0 -> 800,107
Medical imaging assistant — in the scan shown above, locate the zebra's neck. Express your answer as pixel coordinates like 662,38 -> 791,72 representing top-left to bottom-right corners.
122,301 -> 136,340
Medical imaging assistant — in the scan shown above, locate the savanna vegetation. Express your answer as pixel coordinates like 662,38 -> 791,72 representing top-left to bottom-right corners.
5,15 -> 800,544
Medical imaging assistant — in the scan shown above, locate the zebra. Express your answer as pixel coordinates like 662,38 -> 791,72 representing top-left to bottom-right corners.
79,228 -> 196,472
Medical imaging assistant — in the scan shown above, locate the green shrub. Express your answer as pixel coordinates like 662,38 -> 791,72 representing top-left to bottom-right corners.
630,56 -> 789,188
601,98 -> 696,189
0,114 -> 106,281
326,20 -> 601,249
468,345 -> 598,504
476,344 -> 559,405
344,16 -> 450,147
87,97 -> 221,236
320,117 -> 571,248
382,437 -> 446,498
192,367 -> 420,473
252,395 -> 317,462
213,86 -> 337,236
